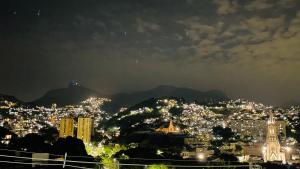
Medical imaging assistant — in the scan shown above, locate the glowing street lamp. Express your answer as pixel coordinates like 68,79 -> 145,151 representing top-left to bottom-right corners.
156,149 -> 163,156
197,153 -> 205,161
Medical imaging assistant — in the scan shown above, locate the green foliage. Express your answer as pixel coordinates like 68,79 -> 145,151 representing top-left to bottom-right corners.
100,145 -> 125,169
147,164 -> 169,169
85,144 -> 94,155
101,158 -> 118,169
97,144 -> 137,169
102,144 -> 127,158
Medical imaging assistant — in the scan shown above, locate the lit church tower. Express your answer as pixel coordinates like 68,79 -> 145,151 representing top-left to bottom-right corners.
262,113 -> 286,164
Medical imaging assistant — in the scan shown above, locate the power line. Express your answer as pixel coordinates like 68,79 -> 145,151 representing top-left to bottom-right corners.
64,164 -> 94,169
0,148 -> 95,158
0,160 -> 61,166
0,154 -> 62,162
0,159 -> 261,169
0,154 -> 95,169
117,157 -> 245,163
0,153 -> 98,164
66,155 -> 95,159
0,155 -> 262,169
0,148 -> 62,157
65,159 -> 98,164
0,150 -> 262,168
0,160 -> 94,169
118,163 -> 261,168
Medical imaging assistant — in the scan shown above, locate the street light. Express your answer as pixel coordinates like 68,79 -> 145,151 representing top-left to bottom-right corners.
197,153 -> 205,161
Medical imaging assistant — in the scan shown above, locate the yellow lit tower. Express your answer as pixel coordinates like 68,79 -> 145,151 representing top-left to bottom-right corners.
262,113 -> 286,164
59,117 -> 74,138
77,117 -> 93,144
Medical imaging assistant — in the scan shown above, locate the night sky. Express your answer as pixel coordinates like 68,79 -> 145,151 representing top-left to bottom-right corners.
1,0 -> 300,105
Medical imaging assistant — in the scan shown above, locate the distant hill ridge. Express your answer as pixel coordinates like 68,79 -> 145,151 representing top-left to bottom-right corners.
3,85 -> 228,111
282,101 -> 300,108
104,85 -> 228,112
0,93 -> 22,103
0,93 -> 24,107
31,85 -> 105,107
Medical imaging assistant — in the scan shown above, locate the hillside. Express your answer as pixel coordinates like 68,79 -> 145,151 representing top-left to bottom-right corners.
104,85 -> 229,112
104,97 -> 185,136
30,85 -> 228,110
0,93 -> 24,107
31,86 -> 105,107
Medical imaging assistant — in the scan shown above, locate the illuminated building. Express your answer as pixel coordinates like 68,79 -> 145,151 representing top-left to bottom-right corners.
155,121 -> 180,133
59,117 -> 74,138
181,147 -> 213,160
1,134 -> 12,145
262,113 -> 286,164
228,120 -> 266,142
243,143 -> 264,157
77,117 -> 93,143
49,115 -> 57,126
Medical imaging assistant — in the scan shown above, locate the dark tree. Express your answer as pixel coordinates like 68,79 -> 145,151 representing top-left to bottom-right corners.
169,106 -> 184,116
51,136 -> 88,156
219,153 -> 238,162
235,144 -> 242,152
213,126 -> 234,141
211,140 -> 223,147
14,133 -> 50,153
51,136 -> 94,166
0,126 -> 18,148
39,127 -> 59,145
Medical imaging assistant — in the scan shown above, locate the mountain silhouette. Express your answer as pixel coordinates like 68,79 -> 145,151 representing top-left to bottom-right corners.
0,93 -> 24,106
31,85 -> 105,107
104,85 -> 229,112
27,85 -> 228,110
282,100 -> 300,108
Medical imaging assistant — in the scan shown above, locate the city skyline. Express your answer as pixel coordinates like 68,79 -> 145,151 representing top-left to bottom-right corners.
1,94 -> 299,166
1,0 -> 300,105
1,0 -> 300,168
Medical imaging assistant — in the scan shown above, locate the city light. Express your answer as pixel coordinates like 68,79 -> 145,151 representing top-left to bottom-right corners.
1,0 -> 300,168
285,147 -> 292,153
262,146 -> 267,153
197,153 -> 205,161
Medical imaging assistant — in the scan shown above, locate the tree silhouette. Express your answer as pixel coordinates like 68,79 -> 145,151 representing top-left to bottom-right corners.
39,127 -> 59,145
213,126 -> 234,142
51,136 -> 88,156
14,133 -> 50,153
